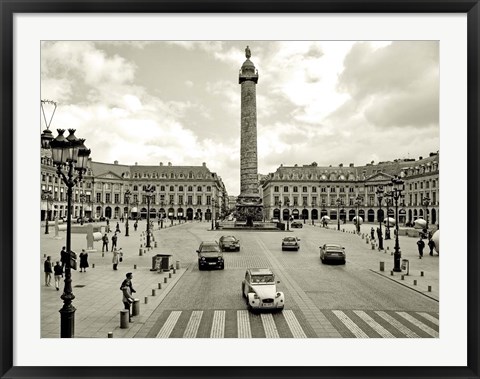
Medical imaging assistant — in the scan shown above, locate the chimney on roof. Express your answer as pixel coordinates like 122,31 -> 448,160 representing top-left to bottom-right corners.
339,163 -> 343,167
202,162 -> 206,167
114,160 -> 118,165
135,162 -> 138,166
349,163 -> 354,167
159,162 -> 163,166
419,156 -> 423,160
168,162 -> 172,166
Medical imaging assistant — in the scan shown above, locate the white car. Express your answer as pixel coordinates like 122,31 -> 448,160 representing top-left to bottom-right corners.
241,268 -> 284,312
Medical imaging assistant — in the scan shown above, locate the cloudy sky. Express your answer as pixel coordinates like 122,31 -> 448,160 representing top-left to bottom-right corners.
41,41 -> 439,195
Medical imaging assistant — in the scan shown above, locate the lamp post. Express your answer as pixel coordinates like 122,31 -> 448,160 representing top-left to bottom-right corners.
211,199 -> 215,230
385,197 -> 392,239
285,199 -> 290,231
375,186 -> 384,250
46,128 -> 91,338
79,193 -> 86,225
303,203 -> 306,224
336,198 -> 342,231
388,176 -> 405,272
144,185 -> 154,248
160,201 -> 164,229
355,195 -> 363,234
124,190 -> 131,237
278,200 -> 282,226
311,201 -> 315,225
42,190 -> 54,234
170,201 -> 174,226
422,196 -> 431,231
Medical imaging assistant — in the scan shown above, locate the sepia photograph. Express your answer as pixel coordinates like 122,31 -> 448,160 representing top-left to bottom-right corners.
40,40 -> 440,340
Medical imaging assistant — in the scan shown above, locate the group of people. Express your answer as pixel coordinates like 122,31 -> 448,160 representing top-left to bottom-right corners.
417,237 -> 437,259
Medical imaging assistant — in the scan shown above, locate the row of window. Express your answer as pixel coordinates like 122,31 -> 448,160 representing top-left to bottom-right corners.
95,193 -> 214,206
94,183 -> 214,192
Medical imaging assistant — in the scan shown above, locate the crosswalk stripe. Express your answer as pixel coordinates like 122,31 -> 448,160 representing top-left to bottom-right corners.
210,310 -> 225,338
237,310 -> 252,338
353,310 -> 395,338
156,311 -> 181,338
261,313 -> 280,338
333,310 -> 369,338
416,312 -> 439,326
375,311 -> 419,338
183,311 -> 203,338
397,312 -> 439,337
283,310 -> 307,338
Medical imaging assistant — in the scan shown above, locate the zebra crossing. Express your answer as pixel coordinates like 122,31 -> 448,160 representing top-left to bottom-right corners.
150,308 -> 439,338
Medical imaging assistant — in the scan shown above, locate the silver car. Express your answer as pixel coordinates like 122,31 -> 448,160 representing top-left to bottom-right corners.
320,243 -> 346,264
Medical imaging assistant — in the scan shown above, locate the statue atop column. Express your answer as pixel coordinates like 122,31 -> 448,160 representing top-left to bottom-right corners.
245,45 -> 251,59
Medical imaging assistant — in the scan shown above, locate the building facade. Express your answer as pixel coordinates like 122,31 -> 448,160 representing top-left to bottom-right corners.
41,153 -> 228,222
261,152 -> 439,227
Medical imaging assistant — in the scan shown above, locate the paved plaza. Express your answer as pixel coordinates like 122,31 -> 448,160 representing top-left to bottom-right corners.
41,219 -> 439,339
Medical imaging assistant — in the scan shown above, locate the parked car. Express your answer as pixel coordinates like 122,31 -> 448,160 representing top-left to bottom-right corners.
241,268 -> 284,312
320,243 -> 346,264
196,241 -> 224,270
219,235 -> 240,252
282,236 -> 300,251
291,221 -> 303,228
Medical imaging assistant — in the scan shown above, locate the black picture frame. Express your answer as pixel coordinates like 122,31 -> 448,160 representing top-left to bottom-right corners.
1,1 -> 479,378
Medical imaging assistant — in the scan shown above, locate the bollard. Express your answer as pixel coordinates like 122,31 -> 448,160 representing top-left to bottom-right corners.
44,253 -> 46,258
379,262 -> 385,272
401,275 -> 405,280
152,289 -> 156,296
169,273 -> 172,278
176,261 -> 180,269
173,268 -> 176,274
366,238 -> 369,244
143,249 -> 147,255
371,243 -> 375,250
140,244 -> 143,248
362,234 -> 365,239
108,332 -> 113,338
102,252 -> 104,258
132,299 -> 140,316
390,270 -> 394,276
421,271 -> 424,277
144,297 -> 148,304
428,285 -> 432,292
92,263 -> 95,268
139,250 -> 143,257
134,264 -> 137,269
120,310 -> 129,329
164,277 -> 168,283
158,283 -> 162,289
413,280 -> 417,286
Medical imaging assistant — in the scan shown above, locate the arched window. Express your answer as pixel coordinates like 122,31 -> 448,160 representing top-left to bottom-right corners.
179,186 -> 184,191
189,172 -> 193,179
206,186 -> 212,192
197,186 -> 202,191
188,186 -> 193,192
170,186 -> 174,192
133,185 -> 138,191
160,185 -> 165,192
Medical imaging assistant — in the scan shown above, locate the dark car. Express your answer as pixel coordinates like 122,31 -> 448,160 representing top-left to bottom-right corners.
282,236 -> 300,251
197,241 -> 224,270
291,221 -> 303,228
320,243 -> 346,264
219,235 -> 240,252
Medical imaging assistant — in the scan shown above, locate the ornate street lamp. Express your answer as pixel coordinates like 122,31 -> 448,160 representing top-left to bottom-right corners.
170,200 -> 174,226
211,199 -> 215,230
311,200 -> 315,225
385,197 -> 392,239
422,196 -> 431,231
285,199 -> 290,231
160,201 -> 164,229
48,128 -> 91,338
124,190 -> 131,237
355,195 -> 363,234
278,200 -> 282,224
388,176 -> 405,272
303,203 -> 306,224
375,186 -> 384,250
79,193 -> 86,225
336,198 -> 343,231
144,185 -> 155,248
42,189 -> 54,234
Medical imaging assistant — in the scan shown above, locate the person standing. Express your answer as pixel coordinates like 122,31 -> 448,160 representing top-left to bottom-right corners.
53,261 -> 63,291
112,248 -> 122,270
428,238 -> 436,256
120,272 -> 136,322
102,233 -> 109,252
60,246 -> 68,269
79,249 -> 89,272
44,256 -> 52,286
116,222 -> 121,233
417,237 -> 425,259
370,227 -> 375,240
111,233 -> 118,251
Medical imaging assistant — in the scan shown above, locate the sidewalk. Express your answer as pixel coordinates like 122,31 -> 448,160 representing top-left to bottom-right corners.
40,219 -> 192,338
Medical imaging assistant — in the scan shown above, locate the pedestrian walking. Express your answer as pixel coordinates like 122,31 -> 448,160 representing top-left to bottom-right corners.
60,246 -> 68,269
111,233 -> 118,251
417,237 -> 425,259
120,272 -> 136,322
428,238 -> 436,256
53,261 -> 63,291
79,249 -> 89,272
112,248 -> 122,270
116,222 -> 121,233
102,233 -> 109,252
370,227 -> 375,240
134,221 -> 138,231
44,256 -> 52,286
